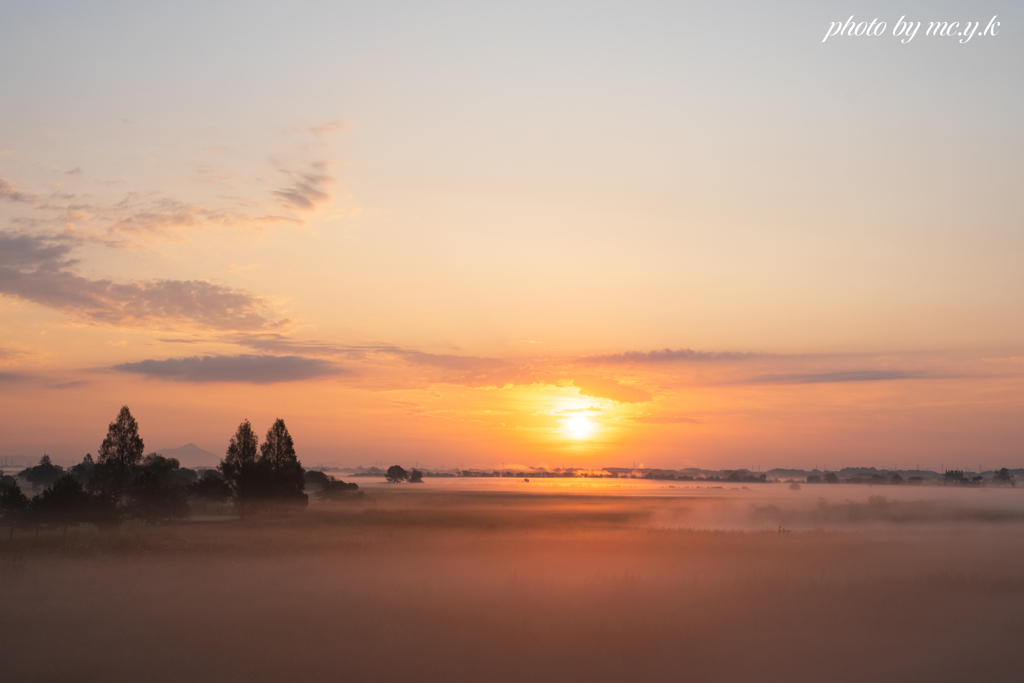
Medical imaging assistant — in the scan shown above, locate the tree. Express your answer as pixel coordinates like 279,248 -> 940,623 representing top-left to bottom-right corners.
187,470 -> 232,505
131,454 -> 190,524
23,454 -> 63,491
304,470 -> 331,488
317,477 -> 360,501
33,473 -> 93,536
993,468 -> 1015,486
219,420 -> 261,519
70,454 -> 95,487
259,419 -> 307,506
0,481 -> 31,539
409,468 -> 424,483
93,406 -> 145,498
386,465 -> 408,483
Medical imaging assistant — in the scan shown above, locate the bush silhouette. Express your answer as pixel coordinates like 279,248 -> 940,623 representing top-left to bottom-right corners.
318,477 -> 360,500
0,481 -> 32,539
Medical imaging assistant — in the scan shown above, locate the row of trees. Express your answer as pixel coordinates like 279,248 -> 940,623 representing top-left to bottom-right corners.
1,406 -> 361,536
220,418 -> 306,518
385,465 -> 424,484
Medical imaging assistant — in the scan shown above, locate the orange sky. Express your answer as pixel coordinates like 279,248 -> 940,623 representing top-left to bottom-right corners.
1,2 -> 1022,469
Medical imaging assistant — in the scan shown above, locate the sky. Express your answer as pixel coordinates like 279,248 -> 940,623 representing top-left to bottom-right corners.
1,0 -> 1022,470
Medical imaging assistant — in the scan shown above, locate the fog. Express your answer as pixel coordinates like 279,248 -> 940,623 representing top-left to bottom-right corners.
3,480 -> 1024,682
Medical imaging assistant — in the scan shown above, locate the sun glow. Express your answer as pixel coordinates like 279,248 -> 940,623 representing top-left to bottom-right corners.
565,416 -> 595,439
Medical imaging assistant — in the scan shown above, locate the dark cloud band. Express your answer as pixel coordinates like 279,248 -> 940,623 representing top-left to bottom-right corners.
113,354 -> 346,384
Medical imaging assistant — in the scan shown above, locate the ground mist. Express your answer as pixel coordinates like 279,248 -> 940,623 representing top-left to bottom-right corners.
2,486 -> 1024,682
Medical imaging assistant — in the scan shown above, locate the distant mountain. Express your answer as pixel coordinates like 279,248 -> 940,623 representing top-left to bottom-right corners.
156,443 -> 219,467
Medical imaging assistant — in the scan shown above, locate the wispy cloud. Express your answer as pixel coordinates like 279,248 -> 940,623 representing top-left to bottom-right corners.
272,162 -> 334,211
571,375 -> 652,403
582,347 -> 764,364
113,354 -> 346,384
308,119 -> 348,136
104,197 -> 299,240
0,230 -> 286,331
0,177 -> 36,203
631,415 -> 704,424
49,380 -> 90,389
746,370 -> 925,384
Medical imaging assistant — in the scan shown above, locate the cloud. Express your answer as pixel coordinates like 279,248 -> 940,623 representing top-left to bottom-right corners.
402,351 -> 535,387
0,347 -> 26,362
0,230 -> 285,331
0,177 -> 36,203
272,163 -> 334,211
65,167 -> 83,176
49,380 -> 90,389
746,370 -> 923,384
0,371 -> 28,383
0,230 -> 76,269
308,120 -> 348,136
105,198 -> 298,239
571,375 -> 652,403
632,415 -> 704,424
582,348 -> 763,364
113,354 -> 346,384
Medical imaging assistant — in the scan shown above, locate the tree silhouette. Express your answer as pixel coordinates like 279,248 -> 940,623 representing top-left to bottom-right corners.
409,468 -> 424,483
34,473 -> 93,536
259,419 -> 307,506
318,477 -> 360,500
304,470 -> 331,488
131,454 -> 190,524
993,468 -> 1015,486
0,481 -> 31,539
188,470 -> 232,504
219,419 -> 261,519
93,406 -> 145,498
386,465 -> 408,483
70,454 -> 95,486
23,454 -> 63,491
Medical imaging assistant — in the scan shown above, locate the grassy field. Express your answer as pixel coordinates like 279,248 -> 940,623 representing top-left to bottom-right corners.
3,486 -> 1024,682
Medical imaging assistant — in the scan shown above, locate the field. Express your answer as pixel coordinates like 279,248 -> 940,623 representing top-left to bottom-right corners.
3,480 -> 1024,682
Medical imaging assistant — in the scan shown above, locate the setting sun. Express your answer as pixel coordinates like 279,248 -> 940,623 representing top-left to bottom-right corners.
565,416 -> 595,439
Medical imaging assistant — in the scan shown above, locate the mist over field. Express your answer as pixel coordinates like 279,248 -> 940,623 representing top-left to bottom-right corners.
4,481 -> 1024,683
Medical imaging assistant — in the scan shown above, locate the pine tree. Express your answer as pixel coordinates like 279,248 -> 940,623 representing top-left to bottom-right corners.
93,406 -> 145,498
219,419 -> 261,518
259,419 -> 307,506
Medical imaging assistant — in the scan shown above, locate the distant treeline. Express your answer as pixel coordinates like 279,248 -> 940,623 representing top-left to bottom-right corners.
342,466 -> 1018,486
0,406 -> 361,537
